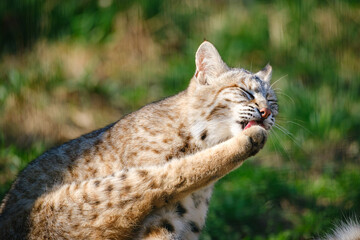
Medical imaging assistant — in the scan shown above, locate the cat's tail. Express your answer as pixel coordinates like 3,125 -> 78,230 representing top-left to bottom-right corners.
319,218 -> 360,240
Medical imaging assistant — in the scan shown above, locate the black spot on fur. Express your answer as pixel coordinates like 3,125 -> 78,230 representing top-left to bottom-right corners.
201,130 -> 207,140
189,221 -> 200,233
120,173 -> 127,180
94,180 -> 100,187
91,213 -> 98,220
175,202 -> 187,217
160,219 -> 174,232
138,169 -> 148,178
123,185 -> 131,192
163,194 -> 173,204
106,184 -> 113,192
191,193 -> 202,208
180,143 -> 189,153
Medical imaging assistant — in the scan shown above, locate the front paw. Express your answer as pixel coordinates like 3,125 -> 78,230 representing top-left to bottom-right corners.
242,126 -> 267,156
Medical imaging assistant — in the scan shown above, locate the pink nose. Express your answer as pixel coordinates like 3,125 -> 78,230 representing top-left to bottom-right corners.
260,108 -> 271,119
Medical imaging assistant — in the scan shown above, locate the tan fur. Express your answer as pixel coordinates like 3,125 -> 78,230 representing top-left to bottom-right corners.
0,41 -> 278,239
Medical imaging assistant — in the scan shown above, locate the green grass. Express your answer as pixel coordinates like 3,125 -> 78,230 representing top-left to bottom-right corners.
201,161 -> 360,239
0,0 -> 359,239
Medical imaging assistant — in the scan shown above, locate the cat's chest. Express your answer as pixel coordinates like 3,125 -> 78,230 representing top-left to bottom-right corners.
179,185 -> 214,229
139,185 -> 213,239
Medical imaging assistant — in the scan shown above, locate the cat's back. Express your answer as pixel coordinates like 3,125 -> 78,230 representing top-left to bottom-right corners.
0,124 -> 112,218
0,91 -> 189,219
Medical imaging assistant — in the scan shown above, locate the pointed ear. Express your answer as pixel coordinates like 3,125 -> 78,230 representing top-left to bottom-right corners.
194,41 -> 228,85
255,63 -> 272,82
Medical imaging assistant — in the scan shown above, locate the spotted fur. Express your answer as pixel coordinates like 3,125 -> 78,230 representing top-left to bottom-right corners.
0,41 -> 277,239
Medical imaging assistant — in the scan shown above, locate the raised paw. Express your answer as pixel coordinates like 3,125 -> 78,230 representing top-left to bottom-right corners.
242,126 -> 268,156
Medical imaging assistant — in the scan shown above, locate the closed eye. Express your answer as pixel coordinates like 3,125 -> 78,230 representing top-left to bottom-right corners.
239,87 -> 254,100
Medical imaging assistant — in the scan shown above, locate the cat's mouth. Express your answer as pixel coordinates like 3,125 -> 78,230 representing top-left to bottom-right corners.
239,120 -> 265,130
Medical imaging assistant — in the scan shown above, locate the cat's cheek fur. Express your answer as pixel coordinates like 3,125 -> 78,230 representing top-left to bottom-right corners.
190,117 -> 234,147
205,120 -> 233,146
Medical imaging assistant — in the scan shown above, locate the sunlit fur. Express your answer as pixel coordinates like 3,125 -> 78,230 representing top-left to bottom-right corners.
190,70 -> 278,146
0,41 -> 272,240
188,43 -> 278,149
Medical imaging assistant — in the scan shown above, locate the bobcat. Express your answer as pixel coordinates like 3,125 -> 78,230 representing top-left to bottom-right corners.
0,41 -> 278,239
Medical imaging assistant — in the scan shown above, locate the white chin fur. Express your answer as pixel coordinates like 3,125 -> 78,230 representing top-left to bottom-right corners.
230,123 -> 243,136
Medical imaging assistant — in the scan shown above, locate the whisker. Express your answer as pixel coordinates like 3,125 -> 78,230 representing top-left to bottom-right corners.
269,129 -> 282,152
270,128 -> 292,161
273,124 -> 305,151
276,117 -> 307,126
276,92 -> 295,104
285,120 -> 311,133
271,74 -> 288,88
275,122 -> 308,141
239,107 -> 255,111
274,116 -> 302,123
275,123 -> 293,134
268,129 -> 282,161
273,88 -> 283,93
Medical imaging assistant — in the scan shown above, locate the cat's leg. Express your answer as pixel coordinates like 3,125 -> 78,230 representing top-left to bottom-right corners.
28,126 -> 266,239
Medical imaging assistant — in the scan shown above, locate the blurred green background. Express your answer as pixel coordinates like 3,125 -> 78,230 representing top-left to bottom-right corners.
0,0 -> 359,239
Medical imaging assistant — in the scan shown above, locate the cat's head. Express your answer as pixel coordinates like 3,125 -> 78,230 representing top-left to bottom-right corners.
187,41 -> 278,146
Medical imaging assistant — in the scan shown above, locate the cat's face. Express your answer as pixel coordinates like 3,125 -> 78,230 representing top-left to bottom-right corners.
188,41 -> 278,146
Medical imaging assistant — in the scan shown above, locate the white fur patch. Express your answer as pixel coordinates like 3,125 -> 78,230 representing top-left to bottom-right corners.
321,219 -> 360,240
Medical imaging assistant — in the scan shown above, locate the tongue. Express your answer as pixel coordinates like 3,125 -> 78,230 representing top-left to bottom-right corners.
244,120 -> 260,130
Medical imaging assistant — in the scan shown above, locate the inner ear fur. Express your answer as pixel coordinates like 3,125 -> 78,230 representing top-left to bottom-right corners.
194,41 -> 228,85
255,63 -> 272,82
